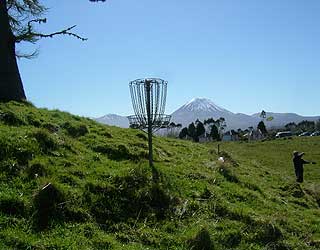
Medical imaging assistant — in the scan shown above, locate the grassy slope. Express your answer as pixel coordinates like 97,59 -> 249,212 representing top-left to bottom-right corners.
0,101 -> 319,250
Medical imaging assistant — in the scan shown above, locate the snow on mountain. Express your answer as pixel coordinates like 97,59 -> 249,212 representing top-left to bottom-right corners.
95,114 -> 129,128
94,98 -> 320,130
171,98 -> 320,130
171,98 -> 256,129
180,98 -> 233,114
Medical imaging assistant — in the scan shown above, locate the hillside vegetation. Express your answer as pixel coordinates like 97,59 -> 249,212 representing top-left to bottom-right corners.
0,101 -> 319,250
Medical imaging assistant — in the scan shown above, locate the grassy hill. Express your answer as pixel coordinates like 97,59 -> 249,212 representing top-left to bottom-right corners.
0,101 -> 319,250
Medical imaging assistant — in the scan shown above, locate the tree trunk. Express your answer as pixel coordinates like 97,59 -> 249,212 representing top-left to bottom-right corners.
0,0 -> 26,102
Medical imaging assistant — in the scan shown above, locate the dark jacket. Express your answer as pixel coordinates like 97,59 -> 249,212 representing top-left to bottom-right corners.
293,156 -> 310,183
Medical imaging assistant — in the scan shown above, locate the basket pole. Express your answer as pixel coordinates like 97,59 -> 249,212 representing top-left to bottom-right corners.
145,80 -> 153,167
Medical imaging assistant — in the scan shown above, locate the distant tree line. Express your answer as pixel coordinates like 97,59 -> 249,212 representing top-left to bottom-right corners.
178,117 -> 226,142
284,120 -> 320,134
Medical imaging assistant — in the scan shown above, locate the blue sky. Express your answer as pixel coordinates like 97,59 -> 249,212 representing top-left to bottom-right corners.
18,0 -> 320,117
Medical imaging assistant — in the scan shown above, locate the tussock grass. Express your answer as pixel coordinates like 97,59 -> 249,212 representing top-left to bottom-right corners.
0,101 -> 319,249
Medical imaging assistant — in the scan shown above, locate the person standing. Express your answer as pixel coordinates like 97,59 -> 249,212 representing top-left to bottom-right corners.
292,151 -> 316,183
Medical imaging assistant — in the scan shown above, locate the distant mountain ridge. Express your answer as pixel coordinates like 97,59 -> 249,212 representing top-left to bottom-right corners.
95,114 -> 129,128
95,98 -> 320,130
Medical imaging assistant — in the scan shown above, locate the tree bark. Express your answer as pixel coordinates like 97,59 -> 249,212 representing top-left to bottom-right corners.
0,0 -> 26,102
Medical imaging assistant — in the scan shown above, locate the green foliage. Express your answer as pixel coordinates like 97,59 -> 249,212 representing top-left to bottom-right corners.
195,120 -> 205,139
0,102 -> 320,249
179,127 -> 188,139
297,120 -> 316,132
285,120 -> 317,134
188,122 -> 197,141
258,120 -> 268,135
0,109 -> 26,126
210,124 -> 220,141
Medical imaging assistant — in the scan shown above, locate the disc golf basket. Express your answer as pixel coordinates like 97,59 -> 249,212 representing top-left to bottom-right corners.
128,78 -> 171,167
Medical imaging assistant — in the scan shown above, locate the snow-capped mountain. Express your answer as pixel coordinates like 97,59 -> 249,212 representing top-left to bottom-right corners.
170,98 -> 320,130
94,114 -> 129,128
94,98 -> 319,130
171,98 -> 257,129
178,98 -> 233,114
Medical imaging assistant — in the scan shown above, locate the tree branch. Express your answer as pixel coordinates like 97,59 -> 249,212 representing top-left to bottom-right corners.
16,49 -> 39,60
15,18 -> 87,43
35,24 -> 88,41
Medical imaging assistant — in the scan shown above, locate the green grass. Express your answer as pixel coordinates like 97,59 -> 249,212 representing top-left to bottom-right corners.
0,101 -> 319,249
